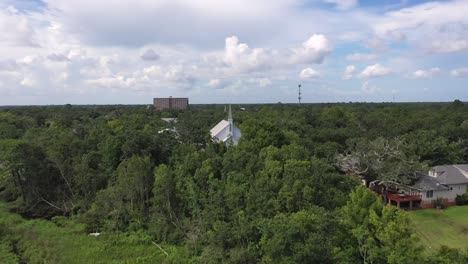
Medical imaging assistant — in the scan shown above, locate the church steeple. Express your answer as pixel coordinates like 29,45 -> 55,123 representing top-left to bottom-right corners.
228,104 -> 233,122
228,104 -> 233,135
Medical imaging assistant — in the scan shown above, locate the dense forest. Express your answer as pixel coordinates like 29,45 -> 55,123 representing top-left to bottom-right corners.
0,102 -> 467,263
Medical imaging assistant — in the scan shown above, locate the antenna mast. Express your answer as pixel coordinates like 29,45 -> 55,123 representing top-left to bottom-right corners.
298,84 -> 302,105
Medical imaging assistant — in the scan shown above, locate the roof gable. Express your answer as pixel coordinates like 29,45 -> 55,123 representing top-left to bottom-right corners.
210,120 -> 230,137
413,173 -> 450,191
431,164 -> 468,185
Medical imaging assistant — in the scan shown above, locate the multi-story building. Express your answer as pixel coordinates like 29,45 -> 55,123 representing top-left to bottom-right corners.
153,97 -> 189,111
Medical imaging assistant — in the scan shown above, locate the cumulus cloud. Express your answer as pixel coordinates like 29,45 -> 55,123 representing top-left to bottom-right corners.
366,38 -> 388,51
346,53 -> 378,61
338,31 -> 364,42
257,78 -> 272,87
208,78 -> 221,88
0,59 -> 18,71
361,81 -> 379,94
86,64 -> 196,91
0,6 -> 38,46
291,34 -> 332,64
218,34 -> 332,74
300,68 -> 320,80
47,53 -> 70,62
429,40 -> 468,53
39,0 -> 296,48
86,76 -> 135,89
410,68 -> 440,79
140,49 -> 160,61
373,1 -> 468,53
323,0 -> 358,11
358,64 -> 391,79
223,36 -> 270,73
374,1 -> 468,37
451,68 -> 468,77
2,0 -> 468,104
342,65 -> 356,80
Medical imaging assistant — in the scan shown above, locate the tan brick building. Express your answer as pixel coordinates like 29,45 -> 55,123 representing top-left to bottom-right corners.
153,97 -> 189,111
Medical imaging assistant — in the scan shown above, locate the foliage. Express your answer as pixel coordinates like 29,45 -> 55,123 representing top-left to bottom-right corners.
435,197 -> 446,209
338,186 -> 424,264
259,207 -> 337,264
0,103 -> 467,262
455,193 -> 468,205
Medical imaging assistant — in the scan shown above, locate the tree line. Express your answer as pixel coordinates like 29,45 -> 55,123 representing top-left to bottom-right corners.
0,101 -> 467,263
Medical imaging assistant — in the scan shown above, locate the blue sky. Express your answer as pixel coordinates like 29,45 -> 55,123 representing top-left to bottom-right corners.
0,0 -> 467,105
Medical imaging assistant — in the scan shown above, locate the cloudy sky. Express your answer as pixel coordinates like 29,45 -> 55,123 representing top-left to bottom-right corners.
1,0 -> 468,105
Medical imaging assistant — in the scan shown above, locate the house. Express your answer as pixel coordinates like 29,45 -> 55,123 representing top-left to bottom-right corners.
418,164 -> 468,208
210,105 -> 241,146
370,164 -> 468,210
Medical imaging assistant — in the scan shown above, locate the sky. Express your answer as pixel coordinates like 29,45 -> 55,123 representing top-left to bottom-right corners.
1,0 -> 468,105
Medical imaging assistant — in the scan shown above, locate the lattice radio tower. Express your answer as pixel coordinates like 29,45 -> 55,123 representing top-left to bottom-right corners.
298,84 -> 302,105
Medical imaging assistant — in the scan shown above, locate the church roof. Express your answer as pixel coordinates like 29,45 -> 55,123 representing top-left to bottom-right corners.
210,120 -> 230,137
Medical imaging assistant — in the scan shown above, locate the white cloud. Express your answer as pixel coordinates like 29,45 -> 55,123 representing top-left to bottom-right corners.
0,6 -> 38,47
208,78 -> 221,88
358,64 -> 391,79
451,68 -> 468,78
373,1 -> 468,53
257,78 -> 272,87
86,63 -> 196,91
290,34 -> 332,64
374,1 -> 468,37
223,36 -> 270,73
338,31 -> 364,42
361,80 -> 379,94
86,76 -> 135,89
346,53 -> 378,61
0,59 -> 18,71
40,0 -> 297,48
342,65 -> 356,80
410,68 -> 440,79
323,0 -> 358,11
366,38 -> 388,51
140,49 -> 160,61
216,34 -> 332,75
429,40 -> 468,53
300,68 -> 320,80
47,53 -> 70,62
1,0 -> 468,104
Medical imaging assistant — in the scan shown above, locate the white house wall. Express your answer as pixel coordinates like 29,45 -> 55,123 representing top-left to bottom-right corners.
421,183 -> 467,202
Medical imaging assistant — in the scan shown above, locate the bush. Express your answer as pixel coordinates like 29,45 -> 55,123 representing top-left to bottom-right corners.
435,197 -> 446,209
455,193 -> 468,206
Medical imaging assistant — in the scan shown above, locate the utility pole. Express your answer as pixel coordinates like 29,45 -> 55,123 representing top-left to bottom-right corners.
298,84 -> 302,105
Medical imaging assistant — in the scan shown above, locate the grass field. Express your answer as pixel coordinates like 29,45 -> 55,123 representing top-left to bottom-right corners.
408,206 -> 468,253
0,203 -> 190,263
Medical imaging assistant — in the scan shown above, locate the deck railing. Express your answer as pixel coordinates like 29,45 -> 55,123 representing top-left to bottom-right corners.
387,193 -> 422,202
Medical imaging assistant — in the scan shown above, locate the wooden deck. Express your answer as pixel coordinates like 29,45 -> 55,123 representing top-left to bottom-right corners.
386,192 -> 422,210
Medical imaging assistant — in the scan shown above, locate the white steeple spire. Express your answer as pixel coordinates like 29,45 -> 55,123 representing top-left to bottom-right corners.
228,104 -> 233,121
228,104 -> 233,136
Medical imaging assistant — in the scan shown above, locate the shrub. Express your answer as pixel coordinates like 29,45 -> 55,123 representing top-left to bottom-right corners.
435,197 -> 446,209
455,193 -> 468,206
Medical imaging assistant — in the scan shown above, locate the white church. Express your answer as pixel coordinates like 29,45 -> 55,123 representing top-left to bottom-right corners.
210,105 -> 242,146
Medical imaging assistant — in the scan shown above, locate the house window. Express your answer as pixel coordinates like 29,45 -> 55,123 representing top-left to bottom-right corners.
426,190 -> 433,198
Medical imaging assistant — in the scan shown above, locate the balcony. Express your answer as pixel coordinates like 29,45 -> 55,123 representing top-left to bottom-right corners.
387,192 -> 422,202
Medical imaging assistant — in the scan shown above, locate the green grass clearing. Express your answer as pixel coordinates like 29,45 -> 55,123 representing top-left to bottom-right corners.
408,206 -> 468,253
0,203 -> 190,264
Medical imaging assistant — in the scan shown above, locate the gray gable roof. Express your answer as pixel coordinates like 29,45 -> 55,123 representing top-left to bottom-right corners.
413,173 -> 450,191
430,164 -> 468,185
